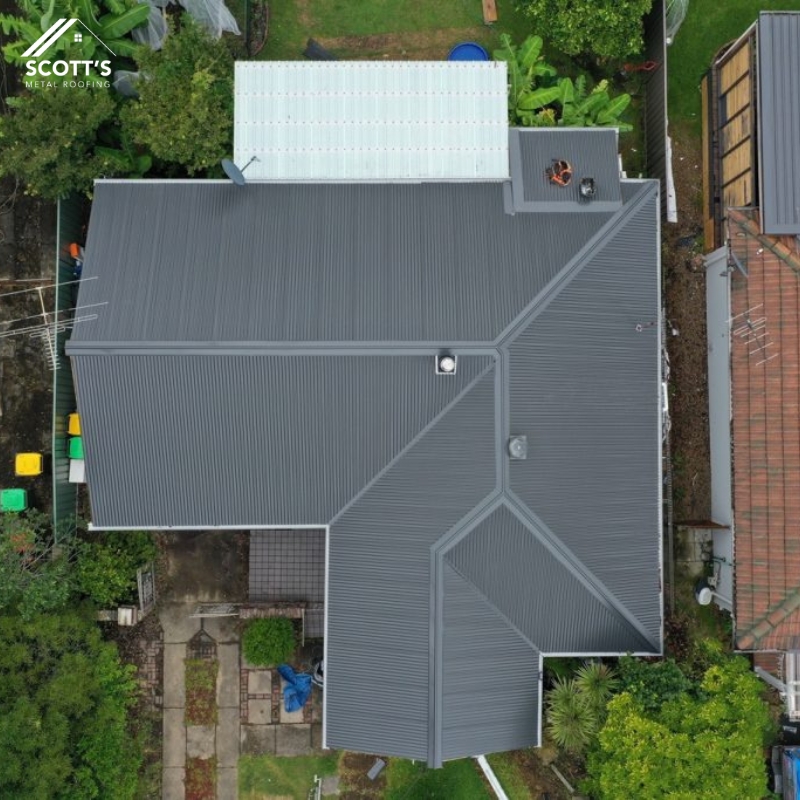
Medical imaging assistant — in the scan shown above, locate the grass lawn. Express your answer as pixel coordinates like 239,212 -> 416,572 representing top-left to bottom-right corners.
265,0 -> 533,61
668,0 -> 800,131
385,758 -> 492,799
485,753 -> 532,799
238,753 -> 339,799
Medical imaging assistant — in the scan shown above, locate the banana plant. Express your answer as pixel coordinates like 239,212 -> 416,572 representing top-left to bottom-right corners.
555,76 -> 633,131
0,0 -> 149,66
493,33 -> 559,126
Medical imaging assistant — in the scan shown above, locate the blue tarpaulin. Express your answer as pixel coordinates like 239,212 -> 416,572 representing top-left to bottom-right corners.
277,664 -> 312,713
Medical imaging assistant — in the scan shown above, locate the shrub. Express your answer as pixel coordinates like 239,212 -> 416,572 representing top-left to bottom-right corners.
545,677 -> 598,753
516,0 -> 653,60
242,618 -> 296,666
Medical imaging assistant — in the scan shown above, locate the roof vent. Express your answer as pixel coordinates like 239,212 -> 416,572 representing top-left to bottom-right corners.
436,354 -> 457,375
579,177 -> 597,200
508,436 -> 527,460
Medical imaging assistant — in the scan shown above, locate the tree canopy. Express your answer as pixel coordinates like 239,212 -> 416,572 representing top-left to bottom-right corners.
586,656 -> 774,799
0,609 -> 141,799
516,0 -> 653,60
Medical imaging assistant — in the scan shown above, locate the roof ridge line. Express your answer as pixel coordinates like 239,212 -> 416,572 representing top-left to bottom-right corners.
503,492 -> 658,652
65,341 -> 500,356
494,181 -> 658,348
328,360 -> 497,527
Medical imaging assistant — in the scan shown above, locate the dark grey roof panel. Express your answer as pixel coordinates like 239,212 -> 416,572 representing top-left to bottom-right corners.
72,182 -> 611,344
73,354 -> 493,527
447,505 -> 653,653
508,186 -> 661,643
757,12 -> 800,234
511,128 -> 622,210
440,563 -> 539,761
325,372 -> 497,760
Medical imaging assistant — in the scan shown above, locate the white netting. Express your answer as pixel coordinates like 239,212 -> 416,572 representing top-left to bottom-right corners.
113,70 -> 141,97
178,0 -> 241,38
666,0 -> 689,43
131,1 -> 169,50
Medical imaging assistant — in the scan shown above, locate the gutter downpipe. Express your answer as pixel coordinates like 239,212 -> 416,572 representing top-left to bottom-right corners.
475,756 -> 510,800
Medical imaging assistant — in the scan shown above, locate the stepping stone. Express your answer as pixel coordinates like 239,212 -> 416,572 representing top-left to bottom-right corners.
248,697 -> 272,725
276,723 -> 312,756
162,767 -> 185,800
248,669 -> 271,696
321,775 -> 340,796
186,725 -> 215,759
241,724 -> 276,756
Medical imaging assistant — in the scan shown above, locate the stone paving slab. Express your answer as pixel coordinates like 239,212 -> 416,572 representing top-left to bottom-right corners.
217,644 -> 240,708
279,679 -> 305,723
186,725 -> 216,760
158,603 -> 203,644
276,723 -> 312,756
202,615 -> 239,643
216,707 -> 240,768
248,697 -> 272,725
321,775 -> 341,796
162,767 -> 185,800
163,709 -> 186,768
217,767 -> 238,800
162,644 -> 186,708
241,724 -> 277,755
248,669 -> 272,695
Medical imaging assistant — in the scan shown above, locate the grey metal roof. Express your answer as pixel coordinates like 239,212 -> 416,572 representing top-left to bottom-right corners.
68,131 -> 662,767
509,129 -> 622,213
234,61 -> 509,181
757,12 -> 800,234
68,181 -> 610,345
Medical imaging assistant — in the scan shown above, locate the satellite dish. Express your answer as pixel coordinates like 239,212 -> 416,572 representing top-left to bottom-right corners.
221,155 -> 259,186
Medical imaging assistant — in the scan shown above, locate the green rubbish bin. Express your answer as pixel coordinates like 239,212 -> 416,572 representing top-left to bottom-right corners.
1,489 -> 28,512
68,436 -> 84,460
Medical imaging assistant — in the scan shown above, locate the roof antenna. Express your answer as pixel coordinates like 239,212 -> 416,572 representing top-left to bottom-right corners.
221,155 -> 259,186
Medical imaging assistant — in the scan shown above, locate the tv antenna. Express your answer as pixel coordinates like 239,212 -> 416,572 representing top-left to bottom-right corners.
730,304 -> 778,366
221,155 -> 259,186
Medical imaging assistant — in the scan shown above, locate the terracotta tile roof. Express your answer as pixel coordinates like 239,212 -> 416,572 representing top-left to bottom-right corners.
729,209 -> 800,650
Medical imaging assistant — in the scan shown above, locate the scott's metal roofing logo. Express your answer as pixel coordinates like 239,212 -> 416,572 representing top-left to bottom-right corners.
23,18 -> 113,89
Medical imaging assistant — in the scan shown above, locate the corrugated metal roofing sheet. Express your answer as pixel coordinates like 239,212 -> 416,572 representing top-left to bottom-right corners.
440,563 -> 540,761
757,13 -> 800,234
446,504 -> 655,652
234,61 -> 509,181
68,182 -> 610,345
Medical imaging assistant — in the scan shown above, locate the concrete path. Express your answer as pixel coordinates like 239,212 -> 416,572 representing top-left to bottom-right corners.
160,604 -> 241,800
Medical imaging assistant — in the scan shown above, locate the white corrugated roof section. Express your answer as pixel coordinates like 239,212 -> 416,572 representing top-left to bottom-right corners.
233,61 -> 509,181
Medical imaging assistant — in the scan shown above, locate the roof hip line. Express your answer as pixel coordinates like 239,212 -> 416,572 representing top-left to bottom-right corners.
502,492 -> 659,651
495,182 -> 658,348
328,360 -> 498,528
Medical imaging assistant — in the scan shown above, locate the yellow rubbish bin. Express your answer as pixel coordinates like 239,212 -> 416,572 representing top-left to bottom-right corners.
15,453 -> 43,476
68,413 -> 81,436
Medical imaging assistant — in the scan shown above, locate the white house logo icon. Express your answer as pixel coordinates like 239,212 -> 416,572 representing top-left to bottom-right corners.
22,18 -> 115,58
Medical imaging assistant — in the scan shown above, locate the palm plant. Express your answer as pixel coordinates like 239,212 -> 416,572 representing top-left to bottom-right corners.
574,660 -> 619,719
545,677 -> 598,754
555,75 -> 633,131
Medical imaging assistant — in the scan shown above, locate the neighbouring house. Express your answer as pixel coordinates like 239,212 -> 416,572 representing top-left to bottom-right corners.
66,62 -> 663,766
703,13 -> 800,709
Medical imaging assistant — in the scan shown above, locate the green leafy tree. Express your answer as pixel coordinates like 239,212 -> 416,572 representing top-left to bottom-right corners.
493,35 -> 632,130
0,509 -> 76,619
587,657 -> 774,799
120,16 -> 234,174
617,654 -> 691,713
242,618 -> 296,666
76,530 -> 157,607
0,609 -> 141,799
0,0 -> 149,65
516,0 -> 653,59
0,85 -> 124,198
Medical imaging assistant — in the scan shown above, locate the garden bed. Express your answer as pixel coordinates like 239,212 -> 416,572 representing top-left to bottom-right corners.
185,658 -> 219,726
186,756 -> 217,800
